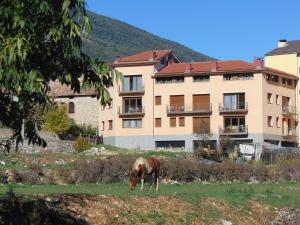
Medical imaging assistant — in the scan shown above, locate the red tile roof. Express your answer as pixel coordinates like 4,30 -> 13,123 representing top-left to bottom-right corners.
114,50 -> 172,64
156,60 -> 298,79
157,60 -> 256,75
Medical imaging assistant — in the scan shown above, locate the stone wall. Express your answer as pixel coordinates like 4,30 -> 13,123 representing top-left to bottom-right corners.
55,95 -> 99,128
0,128 -> 74,153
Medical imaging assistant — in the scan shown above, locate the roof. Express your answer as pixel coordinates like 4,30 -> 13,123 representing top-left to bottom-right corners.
156,60 -> 256,74
49,81 -> 98,97
156,60 -> 298,79
266,40 -> 300,56
113,50 -> 173,64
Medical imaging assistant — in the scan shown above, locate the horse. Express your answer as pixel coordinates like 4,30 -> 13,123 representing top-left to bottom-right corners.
130,156 -> 160,191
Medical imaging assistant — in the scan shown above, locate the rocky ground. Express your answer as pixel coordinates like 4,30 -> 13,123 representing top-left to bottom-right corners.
43,195 -> 300,225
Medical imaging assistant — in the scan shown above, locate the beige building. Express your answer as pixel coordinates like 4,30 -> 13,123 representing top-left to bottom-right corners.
265,39 -> 300,144
49,82 -> 99,128
99,50 -> 298,150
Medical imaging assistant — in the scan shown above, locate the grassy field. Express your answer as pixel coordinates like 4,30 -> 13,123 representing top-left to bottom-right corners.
1,181 -> 299,207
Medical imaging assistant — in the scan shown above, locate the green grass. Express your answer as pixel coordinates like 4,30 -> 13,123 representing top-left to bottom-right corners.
96,144 -> 188,158
0,182 -> 299,207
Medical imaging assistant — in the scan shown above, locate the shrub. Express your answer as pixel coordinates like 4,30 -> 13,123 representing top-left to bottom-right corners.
0,168 -> 8,184
73,137 -> 91,153
73,157 -> 135,183
44,105 -> 71,134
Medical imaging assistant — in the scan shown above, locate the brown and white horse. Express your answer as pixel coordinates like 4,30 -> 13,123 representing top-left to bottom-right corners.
130,157 -> 160,191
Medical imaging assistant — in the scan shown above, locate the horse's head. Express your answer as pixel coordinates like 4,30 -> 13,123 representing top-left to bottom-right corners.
130,170 -> 138,190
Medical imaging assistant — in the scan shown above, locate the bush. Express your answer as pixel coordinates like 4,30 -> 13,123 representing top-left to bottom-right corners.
44,105 -> 71,134
73,157 -> 135,183
73,137 -> 91,153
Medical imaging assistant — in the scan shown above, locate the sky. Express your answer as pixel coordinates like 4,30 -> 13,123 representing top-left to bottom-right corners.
86,0 -> 300,62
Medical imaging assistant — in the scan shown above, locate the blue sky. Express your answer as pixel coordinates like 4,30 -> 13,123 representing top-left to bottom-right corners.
86,0 -> 300,62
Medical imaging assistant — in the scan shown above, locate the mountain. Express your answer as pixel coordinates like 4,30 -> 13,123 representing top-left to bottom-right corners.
83,11 -> 215,63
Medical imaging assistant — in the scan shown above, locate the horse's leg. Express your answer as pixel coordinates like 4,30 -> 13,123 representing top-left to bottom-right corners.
140,173 -> 145,191
148,173 -> 154,191
155,171 -> 159,191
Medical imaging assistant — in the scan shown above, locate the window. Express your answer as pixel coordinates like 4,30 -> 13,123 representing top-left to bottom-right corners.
193,75 -> 210,82
179,117 -> 185,127
282,77 -> 293,86
282,96 -> 290,108
155,118 -> 161,127
155,141 -> 185,149
223,93 -> 245,110
193,94 -> 210,111
224,117 -> 246,133
102,121 -> 105,131
122,119 -> 142,128
193,117 -> 210,133
123,98 -> 142,113
155,96 -> 161,105
108,120 -> 113,130
156,76 -> 184,84
276,117 -> 280,128
267,93 -> 272,104
267,116 -> 272,127
223,73 -> 253,81
266,74 -> 279,82
123,75 -> 143,92
170,118 -> 176,127
68,102 -> 75,113
276,95 -> 279,105
108,99 -> 113,108
170,95 -> 184,112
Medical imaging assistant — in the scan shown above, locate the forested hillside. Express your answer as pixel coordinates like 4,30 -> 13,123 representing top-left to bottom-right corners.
83,11 -> 215,63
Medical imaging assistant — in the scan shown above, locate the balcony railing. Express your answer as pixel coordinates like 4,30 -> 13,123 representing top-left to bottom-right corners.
118,85 -> 145,95
219,125 -> 248,135
219,102 -> 248,113
118,106 -> 145,117
166,104 -> 212,115
283,128 -> 297,137
282,105 -> 297,115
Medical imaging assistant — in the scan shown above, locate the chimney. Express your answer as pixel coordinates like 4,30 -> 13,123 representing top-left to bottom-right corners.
185,63 -> 192,73
253,57 -> 264,69
278,39 -> 288,48
149,51 -> 157,62
211,61 -> 218,72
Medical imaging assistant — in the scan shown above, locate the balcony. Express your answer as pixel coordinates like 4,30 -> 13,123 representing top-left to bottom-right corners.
283,128 -> 297,138
282,105 -> 297,115
118,85 -> 145,96
219,125 -> 248,135
219,102 -> 248,113
118,106 -> 145,117
166,104 -> 212,116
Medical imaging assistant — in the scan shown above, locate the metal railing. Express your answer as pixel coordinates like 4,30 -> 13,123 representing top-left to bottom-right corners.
219,125 -> 248,135
118,85 -> 145,94
118,106 -> 145,115
219,102 -> 248,112
283,128 -> 297,137
282,105 -> 297,115
166,104 -> 212,114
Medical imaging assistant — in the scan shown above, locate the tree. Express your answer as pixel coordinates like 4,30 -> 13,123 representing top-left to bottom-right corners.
44,105 -> 71,134
194,120 -> 212,148
0,0 -> 121,151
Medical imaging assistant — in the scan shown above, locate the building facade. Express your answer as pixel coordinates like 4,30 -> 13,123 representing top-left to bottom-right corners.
265,39 -> 300,144
99,50 -> 298,150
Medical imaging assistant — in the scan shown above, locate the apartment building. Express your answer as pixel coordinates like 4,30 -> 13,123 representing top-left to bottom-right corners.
99,50 -> 298,150
265,39 -> 300,144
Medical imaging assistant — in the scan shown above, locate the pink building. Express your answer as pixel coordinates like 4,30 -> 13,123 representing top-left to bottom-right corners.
99,50 -> 298,150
